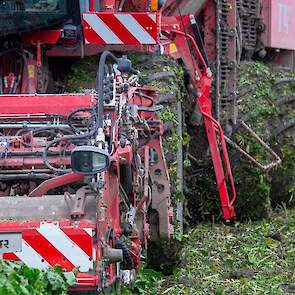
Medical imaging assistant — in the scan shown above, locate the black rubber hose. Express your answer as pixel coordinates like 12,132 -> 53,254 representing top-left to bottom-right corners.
0,49 -> 29,93
96,51 -> 118,129
32,127 -> 74,135
16,126 -> 74,137
22,52 -> 30,94
67,107 -> 93,134
115,239 -> 134,269
192,17 -> 209,67
42,129 -> 96,173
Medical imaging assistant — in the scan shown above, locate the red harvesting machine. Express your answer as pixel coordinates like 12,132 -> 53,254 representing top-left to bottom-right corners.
0,0 -> 294,292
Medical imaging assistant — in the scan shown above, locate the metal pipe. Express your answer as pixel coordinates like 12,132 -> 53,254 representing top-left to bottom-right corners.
0,151 -> 71,157
0,124 -> 70,129
225,122 -> 282,171
0,169 -> 52,174
0,174 -> 52,180
215,0 -> 221,122
176,101 -> 184,235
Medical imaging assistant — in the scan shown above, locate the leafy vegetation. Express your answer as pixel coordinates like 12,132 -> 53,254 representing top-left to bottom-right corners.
233,62 -> 295,219
66,56 -> 98,92
120,268 -> 163,295
185,62 -> 295,221
0,262 -> 75,295
123,208 -> 295,295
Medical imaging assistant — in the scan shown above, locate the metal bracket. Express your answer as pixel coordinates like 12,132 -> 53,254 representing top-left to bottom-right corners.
64,186 -> 92,218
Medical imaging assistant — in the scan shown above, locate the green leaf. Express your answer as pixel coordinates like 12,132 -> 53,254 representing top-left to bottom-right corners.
63,272 -> 76,286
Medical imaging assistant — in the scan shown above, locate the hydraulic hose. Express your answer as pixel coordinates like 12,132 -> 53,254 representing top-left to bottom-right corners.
96,51 -> 118,129
42,129 -> 96,173
67,107 -> 94,134
115,238 -> 134,269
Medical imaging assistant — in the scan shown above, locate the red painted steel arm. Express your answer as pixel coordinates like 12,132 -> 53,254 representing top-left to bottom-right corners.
29,173 -> 84,197
197,76 -> 236,220
161,15 -> 236,220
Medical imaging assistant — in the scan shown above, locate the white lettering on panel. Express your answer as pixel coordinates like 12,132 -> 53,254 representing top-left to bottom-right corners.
277,2 -> 291,33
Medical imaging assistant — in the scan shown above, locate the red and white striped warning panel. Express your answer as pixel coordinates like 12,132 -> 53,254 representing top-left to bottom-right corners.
3,222 -> 94,272
82,12 -> 158,45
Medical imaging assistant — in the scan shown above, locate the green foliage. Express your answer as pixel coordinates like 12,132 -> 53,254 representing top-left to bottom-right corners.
229,62 -> 295,219
132,209 -> 295,295
119,268 -> 163,295
271,143 -> 295,207
66,56 -> 98,92
158,107 -> 177,122
236,62 -> 277,156
131,54 -> 186,101
0,261 -> 75,295
233,164 -> 271,220
166,209 -> 295,294
185,165 -> 223,222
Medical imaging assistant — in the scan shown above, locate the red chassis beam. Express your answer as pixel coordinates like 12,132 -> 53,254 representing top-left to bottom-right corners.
0,94 -> 94,116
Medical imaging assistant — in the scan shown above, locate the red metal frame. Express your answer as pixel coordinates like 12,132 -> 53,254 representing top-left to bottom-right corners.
197,78 -> 236,219
0,84 -> 172,291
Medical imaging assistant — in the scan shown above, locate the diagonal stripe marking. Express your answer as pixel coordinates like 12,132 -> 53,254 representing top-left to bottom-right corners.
23,229 -> 75,271
37,227 -> 93,272
84,228 -> 93,236
148,14 -> 157,23
83,13 -> 123,44
98,13 -> 140,45
132,13 -> 158,40
114,14 -> 156,44
3,253 -> 20,261
61,228 -> 93,257
15,240 -> 50,270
